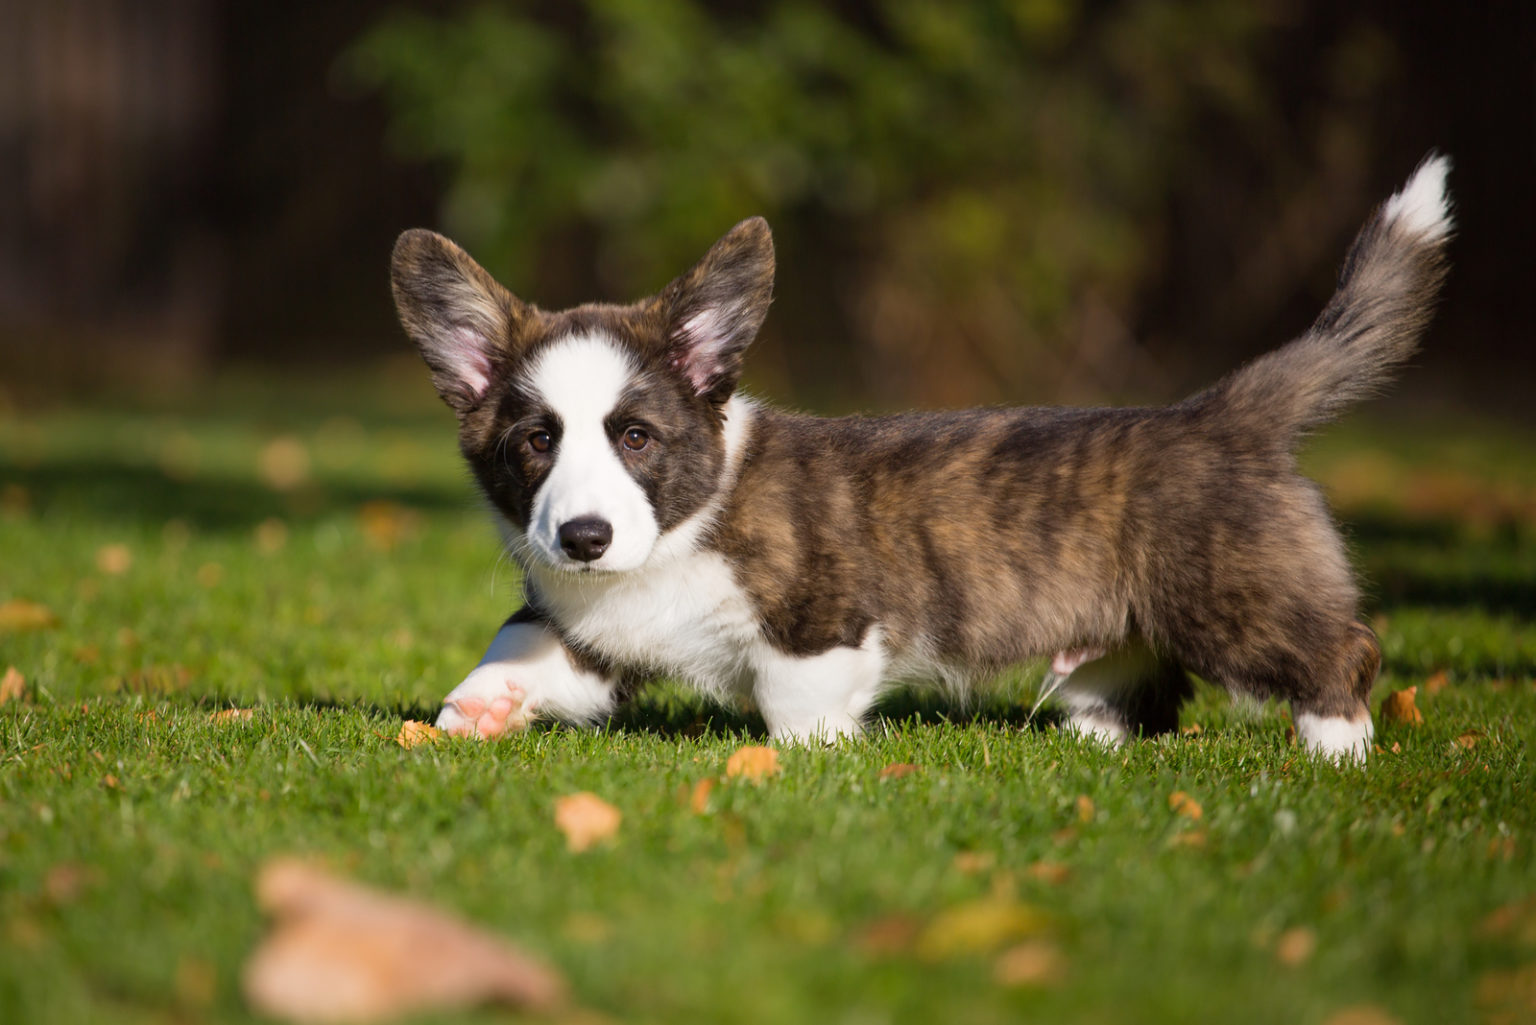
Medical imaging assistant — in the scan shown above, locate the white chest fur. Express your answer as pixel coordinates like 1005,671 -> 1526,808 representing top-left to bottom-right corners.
528,551 -> 762,700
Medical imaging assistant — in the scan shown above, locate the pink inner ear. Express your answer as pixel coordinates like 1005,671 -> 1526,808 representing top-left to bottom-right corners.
672,306 -> 735,394
447,325 -> 493,400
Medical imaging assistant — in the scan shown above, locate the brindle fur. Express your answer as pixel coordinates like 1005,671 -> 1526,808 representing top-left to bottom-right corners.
392,170 -> 1450,742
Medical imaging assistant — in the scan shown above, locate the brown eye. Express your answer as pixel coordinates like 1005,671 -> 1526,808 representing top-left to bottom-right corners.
622,426 -> 650,451
528,430 -> 552,454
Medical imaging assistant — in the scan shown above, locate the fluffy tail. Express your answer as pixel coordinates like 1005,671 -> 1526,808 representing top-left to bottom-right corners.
1205,153 -> 1453,442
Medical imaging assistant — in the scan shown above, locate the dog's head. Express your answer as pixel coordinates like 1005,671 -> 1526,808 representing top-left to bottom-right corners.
390,219 -> 773,574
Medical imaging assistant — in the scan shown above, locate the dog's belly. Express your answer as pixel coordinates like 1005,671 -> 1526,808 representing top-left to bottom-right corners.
528,552 -> 762,700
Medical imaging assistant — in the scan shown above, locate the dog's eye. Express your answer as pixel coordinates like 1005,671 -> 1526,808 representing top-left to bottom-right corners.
528,430 -> 552,454
622,427 -> 650,451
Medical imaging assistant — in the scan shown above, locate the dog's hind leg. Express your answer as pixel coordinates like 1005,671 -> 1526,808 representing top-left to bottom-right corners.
1056,640 -> 1193,743
1291,620 -> 1380,762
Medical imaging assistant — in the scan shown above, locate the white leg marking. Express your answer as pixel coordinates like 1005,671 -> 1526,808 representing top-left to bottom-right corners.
522,334 -> 660,572
753,631 -> 886,744
1056,641 -> 1159,745
1296,711 -> 1374,763
1382,153 -> 1453,241
436,621 -> 615,738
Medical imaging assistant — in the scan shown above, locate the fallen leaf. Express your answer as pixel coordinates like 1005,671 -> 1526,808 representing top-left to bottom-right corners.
44,863 -> 100,904
993,939 -> 1067,987
879,762 -> 919,780
95,543 -> 132,575
1275,926 -> 1317,965
359,502 -> 421,552
856,914 -> 920,956
1169,830 -> 1208,849
1025,861 -> 1072,886
554,793 -> 622,852
211,709 -> 256,724
1075,795 -> 1095,824
1380,687 -> 1423,726
1479,897 -> 1536,944
725,745 -> 780,782
243,858 -> 566,1022
0,599 -> 58,633
1,666 -> 25,704
196,562 -> 224,587
259,437 -> 310,491
1181,722 -> 1203,736
1477,964 -> 1536,1025
1454,731 -> 1484,750
255,519 -> 290,554
952,851 -> 996,875
1423,670 -> 1450,695
101,774 -> 119,789
395,720 -> 441,749
1168,791 -> 1204,820
917,900 -> 1049,960
688,778 -> 715,814
176,955 -> 218,1009
1321,1004 -> 1403,1025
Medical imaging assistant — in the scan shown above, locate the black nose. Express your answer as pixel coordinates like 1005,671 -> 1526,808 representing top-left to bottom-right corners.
558,517 -> 613,562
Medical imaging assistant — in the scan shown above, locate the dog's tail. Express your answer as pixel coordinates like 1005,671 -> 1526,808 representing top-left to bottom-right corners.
1201,153 -> 1453,444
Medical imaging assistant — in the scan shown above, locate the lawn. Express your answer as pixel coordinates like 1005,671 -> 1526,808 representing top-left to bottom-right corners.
2,371 -> 1533,1025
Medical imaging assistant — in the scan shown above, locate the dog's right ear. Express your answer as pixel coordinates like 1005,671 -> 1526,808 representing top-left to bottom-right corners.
390,229 -> 529,415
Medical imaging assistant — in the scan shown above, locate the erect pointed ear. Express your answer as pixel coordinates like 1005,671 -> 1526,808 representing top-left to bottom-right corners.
390,229 -> 529,415
659,217 -> 774,403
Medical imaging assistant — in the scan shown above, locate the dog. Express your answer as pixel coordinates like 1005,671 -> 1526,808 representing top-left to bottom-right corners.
389,155 -> 1451,761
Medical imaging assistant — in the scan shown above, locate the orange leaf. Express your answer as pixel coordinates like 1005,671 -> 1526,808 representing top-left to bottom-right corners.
1,666 -> 25,705
95,543 -> 132,575
916,900 -> 1048,960
688,778 -> 716,814
395,720 -> 442,749
243,858 -> 566,1021
1453,731 -> 1483,750
1025,861 -> 1072,886
1074,795 -> 1095,824
211,708 -> 256,724
1380,687 -> 1424,726
0,599 -> 58,633
1423,670 -> 1449,695
553,792 -> 621,852
1169,830 -> 1208,849
879,762 -> 919,780
1275,926 -> 1317,966
725,745 -> 780,782
1321,1005 -> 1402,1025
952,851 -> 996,875
1168,791 -> 1204,820
993,939 -> 1067,987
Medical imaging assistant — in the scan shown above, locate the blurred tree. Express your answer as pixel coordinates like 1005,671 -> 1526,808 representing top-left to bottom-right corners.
347,0 -> 1286,407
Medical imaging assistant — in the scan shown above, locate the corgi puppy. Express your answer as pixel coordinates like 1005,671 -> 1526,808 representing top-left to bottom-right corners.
390,155 -> 1451,761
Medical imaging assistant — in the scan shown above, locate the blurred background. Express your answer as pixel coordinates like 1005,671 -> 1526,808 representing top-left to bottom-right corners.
0,0 -> 1531,415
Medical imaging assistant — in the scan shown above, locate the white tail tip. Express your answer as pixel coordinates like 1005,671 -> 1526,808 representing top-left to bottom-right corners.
1382,152 -> 1454,242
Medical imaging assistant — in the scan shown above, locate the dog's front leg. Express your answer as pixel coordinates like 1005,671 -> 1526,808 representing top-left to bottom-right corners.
436,614 -> 617,738
752,638 -> 886,744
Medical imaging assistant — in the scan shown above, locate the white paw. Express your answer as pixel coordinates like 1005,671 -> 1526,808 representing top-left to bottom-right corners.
1296,712 -> 1374,763
435,665 -> 540,739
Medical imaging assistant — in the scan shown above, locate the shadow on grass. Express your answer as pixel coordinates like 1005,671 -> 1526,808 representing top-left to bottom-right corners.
1346,512 -> 1536,617
4,459 -> 469,532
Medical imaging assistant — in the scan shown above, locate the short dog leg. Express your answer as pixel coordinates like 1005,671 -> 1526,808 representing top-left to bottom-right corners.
1058,641 -> 1190,743
436,617 -> 616,738
1294,620 -> 1380,763
753,636 -> 886,744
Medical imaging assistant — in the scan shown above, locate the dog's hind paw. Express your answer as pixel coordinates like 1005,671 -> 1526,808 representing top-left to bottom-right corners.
435,670 -> 538,739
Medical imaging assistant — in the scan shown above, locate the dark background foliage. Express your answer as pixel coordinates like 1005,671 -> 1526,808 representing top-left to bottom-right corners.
1,0 -> 1530,413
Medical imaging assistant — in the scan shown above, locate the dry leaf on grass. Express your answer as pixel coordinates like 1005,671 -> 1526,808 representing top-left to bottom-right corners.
210,709 -> 255,724
952,851 -> 996,875
1074,795 -> 1095,824
1477,964 -> 1536,1025
916,900 -> 1049,960
243,858 -> 566,1023
687,778 -> 716,814
0,599 -> 58,633
1454,731 -> 1484,750
857,914 -> 922,956
1275,926 -> 1317,966
395,720 -> 441,749
554,793 -> 622,852
1168,791 -> 1204,820
1380,687 -> 1423,726
1423,669 -> 1450,695
1,666 -> 25,704
1025,861 -> 1072,886
1321,1004 -> 1402,1025
95,543 -> 132,575
725,745 -> 780,782
879,762 -> 919,780
993,939 -> 1067,987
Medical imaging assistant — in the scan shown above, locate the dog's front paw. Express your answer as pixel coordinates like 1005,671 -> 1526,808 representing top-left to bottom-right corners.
435,666 -> 539,739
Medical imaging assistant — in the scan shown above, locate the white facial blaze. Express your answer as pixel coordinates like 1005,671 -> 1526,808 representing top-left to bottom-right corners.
522,334 -> 659,572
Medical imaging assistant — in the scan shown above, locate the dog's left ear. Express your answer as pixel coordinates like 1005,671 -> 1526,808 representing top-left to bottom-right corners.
660,217 -> 774,404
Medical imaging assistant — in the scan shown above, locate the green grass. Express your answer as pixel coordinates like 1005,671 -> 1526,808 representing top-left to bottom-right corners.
2,378 -> 1534,1025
